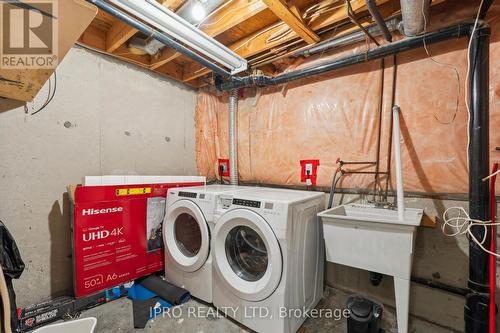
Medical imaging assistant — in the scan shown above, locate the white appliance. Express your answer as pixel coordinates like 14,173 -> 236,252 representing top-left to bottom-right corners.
212,187 -> 325,333
163,185 -> 251,302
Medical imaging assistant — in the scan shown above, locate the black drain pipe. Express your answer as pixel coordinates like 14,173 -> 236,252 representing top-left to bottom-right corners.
216,22 -> 488,91
465,23 -> 491,333
365,0 -> 393,42
217,21 -> 492,332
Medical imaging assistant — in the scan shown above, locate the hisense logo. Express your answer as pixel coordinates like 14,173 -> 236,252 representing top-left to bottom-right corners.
82,207 -> 124,216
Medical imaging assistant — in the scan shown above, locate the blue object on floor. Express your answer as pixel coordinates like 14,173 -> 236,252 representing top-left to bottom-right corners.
106,285 -> 126,301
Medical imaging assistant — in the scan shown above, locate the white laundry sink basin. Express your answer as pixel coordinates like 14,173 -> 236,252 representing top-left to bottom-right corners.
322,203 -> 424,227
318,203 -> 423,333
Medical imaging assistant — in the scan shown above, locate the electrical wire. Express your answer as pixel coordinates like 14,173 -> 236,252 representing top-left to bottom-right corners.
442,206 -> 500,258
420,0 -> 461,125
483,169 -> 500,182
465,0 -> 485,169
26,71 -> 57,116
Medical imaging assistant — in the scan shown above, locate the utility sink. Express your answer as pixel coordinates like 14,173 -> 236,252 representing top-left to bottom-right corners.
322,203 -> 424,227
318,203 -> 423,333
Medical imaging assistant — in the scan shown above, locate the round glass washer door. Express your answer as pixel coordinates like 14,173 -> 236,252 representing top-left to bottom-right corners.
164,199 -> 209,272
213,208 -> 282,302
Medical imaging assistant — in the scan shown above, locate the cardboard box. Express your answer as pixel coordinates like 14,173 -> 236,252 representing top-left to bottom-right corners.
68,177 -> 205,298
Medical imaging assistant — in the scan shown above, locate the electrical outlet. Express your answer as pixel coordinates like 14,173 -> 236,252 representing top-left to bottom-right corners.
300,159 -> 320,186
218,159 -> 230,177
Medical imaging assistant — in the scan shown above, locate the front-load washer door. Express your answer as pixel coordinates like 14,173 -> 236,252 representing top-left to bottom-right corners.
164,199 -> 210,273
213,208 -> 282,302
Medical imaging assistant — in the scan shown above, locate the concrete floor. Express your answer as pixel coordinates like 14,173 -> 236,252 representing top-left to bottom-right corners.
79,287 -> 459,333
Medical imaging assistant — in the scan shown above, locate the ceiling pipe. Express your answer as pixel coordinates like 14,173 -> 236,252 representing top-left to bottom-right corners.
399,0 -> 429,36
479,0 -> 493,19
365,0 -> 393,42
215,22 -> 486,91
346,0 -> 380,45
89,0 -> 232,78
300,18 -> 400,58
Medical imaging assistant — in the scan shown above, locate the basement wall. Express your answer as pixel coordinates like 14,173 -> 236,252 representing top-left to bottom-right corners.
0,46 -> 198,306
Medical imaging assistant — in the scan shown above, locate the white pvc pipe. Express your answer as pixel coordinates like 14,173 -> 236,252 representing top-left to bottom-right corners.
392,105 -> 405,221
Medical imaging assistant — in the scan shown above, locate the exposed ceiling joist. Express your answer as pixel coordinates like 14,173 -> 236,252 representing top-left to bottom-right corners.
150,0 -> 268,70
105,0 -> 186,53
79,22 -> 193,85
81,0 -> 452,89
261,0 -> 320,44
183,0 -> 392,82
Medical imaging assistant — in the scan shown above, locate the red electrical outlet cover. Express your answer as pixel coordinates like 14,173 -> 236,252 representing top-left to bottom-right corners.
300,159 -> 320,186
218,159 -> 230,177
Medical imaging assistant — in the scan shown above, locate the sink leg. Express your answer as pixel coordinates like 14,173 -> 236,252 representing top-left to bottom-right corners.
394,277 -> 410,333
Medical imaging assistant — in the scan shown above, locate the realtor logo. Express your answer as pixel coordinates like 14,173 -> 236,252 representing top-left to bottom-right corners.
1,0 -> 58,69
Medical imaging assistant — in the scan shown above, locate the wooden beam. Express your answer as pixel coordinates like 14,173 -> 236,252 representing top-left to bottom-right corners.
288,0 -> 303,23
112,45 -> 152,69
79,24 -> 186,84
149,0 -> 268,70
182,0 -> 393,82
105,0 -> 185,53
261,0 -> 319,44
154,61 -> 183,81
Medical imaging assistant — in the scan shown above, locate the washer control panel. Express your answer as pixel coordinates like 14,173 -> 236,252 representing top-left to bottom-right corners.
232,198 -> 261,208
178,191 -> 197,198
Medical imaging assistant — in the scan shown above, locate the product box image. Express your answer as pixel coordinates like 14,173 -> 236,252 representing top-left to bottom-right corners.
68,176 -> 205,297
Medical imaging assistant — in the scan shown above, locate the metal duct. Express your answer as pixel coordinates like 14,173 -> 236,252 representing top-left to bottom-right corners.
229,89 -> 239,185
399,0 -> 429,36
128,37 -> 164,56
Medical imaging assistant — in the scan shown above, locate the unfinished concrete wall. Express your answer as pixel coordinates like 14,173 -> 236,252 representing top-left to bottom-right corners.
0,46 -> 198,307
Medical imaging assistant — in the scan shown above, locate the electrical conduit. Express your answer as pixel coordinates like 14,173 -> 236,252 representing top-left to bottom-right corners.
229,89 -> 239,185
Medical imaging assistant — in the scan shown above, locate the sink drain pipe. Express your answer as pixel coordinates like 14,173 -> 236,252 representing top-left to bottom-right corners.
217,21 -> 491,332
228,89 -> 239,185
392,105 -> 405,221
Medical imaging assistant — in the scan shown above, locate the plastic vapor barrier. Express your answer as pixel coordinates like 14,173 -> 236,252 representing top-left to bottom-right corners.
195,1 -> 500,194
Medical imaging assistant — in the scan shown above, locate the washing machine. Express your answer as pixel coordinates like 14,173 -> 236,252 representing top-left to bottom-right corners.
212,187 -> 325,333
163,184 -> 252,303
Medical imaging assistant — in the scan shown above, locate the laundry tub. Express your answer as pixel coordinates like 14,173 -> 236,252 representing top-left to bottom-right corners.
32,317 -> 97,333
318,203 -> 423,333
